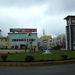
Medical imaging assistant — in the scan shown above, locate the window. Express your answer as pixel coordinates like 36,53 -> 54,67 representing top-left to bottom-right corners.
11,46 -> 14,48
50,40 -> 52,42
21,39 -> 23,41
27,39 -> 28,41
5,39 -> 7,41
18,39 -> 21,41
16,39 -> 18,41
14,39 -> 16,41
12,39 -> 16,41
23,39 -> 26,41
1,39 -> 3,42
74,44 -> 75,46
12,39 -> 27,41
32,39 -> 35,41
50,43 -> 51,46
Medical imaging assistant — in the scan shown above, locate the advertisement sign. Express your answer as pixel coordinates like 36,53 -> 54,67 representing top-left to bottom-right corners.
10,28 -> 37,32
10,29 -> 21,32
25,29 -> 37,32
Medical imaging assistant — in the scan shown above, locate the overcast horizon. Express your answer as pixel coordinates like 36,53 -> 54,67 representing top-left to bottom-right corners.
0,0 -> 75,38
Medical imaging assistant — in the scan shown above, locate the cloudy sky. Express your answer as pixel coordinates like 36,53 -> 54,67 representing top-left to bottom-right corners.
0,0 -> 75,38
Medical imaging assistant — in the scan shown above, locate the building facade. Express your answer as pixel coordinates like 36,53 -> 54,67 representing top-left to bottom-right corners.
0,35 -> 9,48
0,28 -> 37,49
42,34 -> 66,49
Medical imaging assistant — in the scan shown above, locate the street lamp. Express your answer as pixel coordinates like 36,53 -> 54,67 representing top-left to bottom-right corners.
26,33 -> 31,55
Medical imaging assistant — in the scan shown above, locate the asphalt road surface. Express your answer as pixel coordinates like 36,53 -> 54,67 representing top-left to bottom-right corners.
0,63 -> 75,75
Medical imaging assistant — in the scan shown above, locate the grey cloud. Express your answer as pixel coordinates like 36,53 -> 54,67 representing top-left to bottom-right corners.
0,0 -> 73,38
61,0 -> 75,12
0,14 -> 21,36
0,13 -> 42,36
44,0 -> 75,16
0,0 -> 46,8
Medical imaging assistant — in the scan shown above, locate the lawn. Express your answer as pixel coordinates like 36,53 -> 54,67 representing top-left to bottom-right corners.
0,51 -> 75,61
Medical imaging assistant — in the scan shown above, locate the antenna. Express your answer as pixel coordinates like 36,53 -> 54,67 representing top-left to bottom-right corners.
43,29 -> 45,36
22,25 -> 23,28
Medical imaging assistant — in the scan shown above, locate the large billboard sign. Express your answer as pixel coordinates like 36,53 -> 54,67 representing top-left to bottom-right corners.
10,28 -> 37,33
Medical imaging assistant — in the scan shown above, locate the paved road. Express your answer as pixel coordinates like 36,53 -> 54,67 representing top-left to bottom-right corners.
0,63 -> 75,75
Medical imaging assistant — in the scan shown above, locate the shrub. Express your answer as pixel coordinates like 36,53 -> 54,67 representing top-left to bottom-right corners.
61,55 -> 68,60
40,58 -> 44,61
1,55 -> 8,61
25,55 -> 34,62
70,57 -> 74,59
50,59 -> 55,61
46,59 -> 50,61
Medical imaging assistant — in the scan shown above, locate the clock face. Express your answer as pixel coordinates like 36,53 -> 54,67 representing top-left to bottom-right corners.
71,19 -> 75,24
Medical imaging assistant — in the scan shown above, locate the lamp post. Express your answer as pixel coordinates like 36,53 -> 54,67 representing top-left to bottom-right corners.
26,33 -> 31,55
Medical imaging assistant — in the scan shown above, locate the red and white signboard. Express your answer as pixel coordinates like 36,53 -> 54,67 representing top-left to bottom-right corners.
25,29 -> 37,32
10,28 -> 37,32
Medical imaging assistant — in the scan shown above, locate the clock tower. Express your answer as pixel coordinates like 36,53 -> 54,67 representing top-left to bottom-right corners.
64,15 -> 75,51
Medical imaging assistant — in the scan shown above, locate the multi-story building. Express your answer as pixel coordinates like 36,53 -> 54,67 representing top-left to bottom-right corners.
37,37 -> 42,46
0,28 -> 37,49
37,34 -> 66,50
41,35 -> 52,46
52,34 -> 66,48
0,35 -> 9,48
37,35 -> 52,46
42,39 -> 48,49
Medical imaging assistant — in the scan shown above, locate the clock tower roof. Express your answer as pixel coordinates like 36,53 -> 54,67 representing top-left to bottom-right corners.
64,15 -> 75,20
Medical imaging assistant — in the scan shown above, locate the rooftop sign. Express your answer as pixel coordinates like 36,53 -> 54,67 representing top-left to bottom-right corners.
10,28 -> 37,33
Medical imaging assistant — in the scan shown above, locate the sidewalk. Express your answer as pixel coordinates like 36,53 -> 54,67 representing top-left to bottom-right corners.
0,50 -> 31,54
0,59 -> 75,66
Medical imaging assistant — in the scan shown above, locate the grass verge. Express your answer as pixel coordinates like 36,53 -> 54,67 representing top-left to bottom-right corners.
0,51 -> 75,61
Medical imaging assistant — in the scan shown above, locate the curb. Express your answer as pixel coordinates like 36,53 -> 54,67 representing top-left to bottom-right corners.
0,60 -> 75,66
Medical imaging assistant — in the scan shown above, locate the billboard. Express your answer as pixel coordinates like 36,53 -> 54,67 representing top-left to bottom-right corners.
25,29 -> 37,32
10,28 -> 37,32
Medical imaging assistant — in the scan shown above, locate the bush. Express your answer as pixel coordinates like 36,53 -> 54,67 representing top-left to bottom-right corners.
1,55 -> 8,61
25,55 -> 34,62
70,57 -> 75,59
40,58 -> 44,61
61,55 -> 68,59
46,59 -> 50,61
